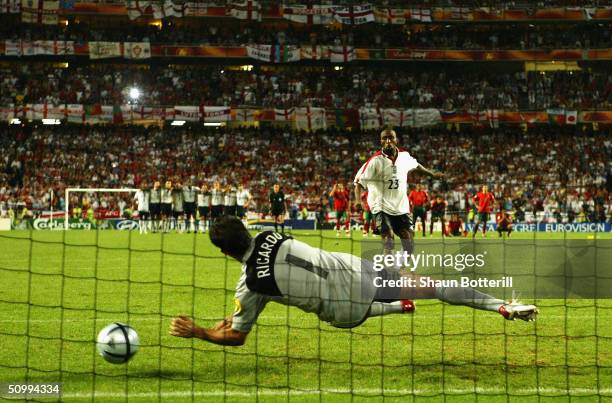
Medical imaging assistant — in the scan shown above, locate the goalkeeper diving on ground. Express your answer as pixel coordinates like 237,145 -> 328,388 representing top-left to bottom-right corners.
170,216 -> 538,346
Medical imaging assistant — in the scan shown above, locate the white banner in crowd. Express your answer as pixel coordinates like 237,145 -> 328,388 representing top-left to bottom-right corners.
282,4 -> 334,24
359,108 -> 442,129
246,44 -> 301,63
6,104 -> 445,129
89,41 -> 121,59
202,106 -> 231,122
123,42 -> 151,59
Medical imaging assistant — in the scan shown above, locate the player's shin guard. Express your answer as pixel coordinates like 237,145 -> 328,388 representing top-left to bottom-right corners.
435,286 -> 504,312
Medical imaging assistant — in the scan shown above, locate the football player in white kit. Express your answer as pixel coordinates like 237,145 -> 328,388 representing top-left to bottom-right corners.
354,129 -> 444,253
170,217 -> 538,346
236,184 -> 252,226
133,180 -> 150,234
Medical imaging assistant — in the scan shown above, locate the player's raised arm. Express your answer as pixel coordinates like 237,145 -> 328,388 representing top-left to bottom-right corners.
415,164 -> 444,179
170,315 -> 247,346
329,183 -> 337,198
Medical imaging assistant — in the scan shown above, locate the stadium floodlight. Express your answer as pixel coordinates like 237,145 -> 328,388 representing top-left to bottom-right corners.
171,120 -> 186,126
128,87 -> 141,101
203,122 -> 222,127
42,118 -> 61,125
9,118 -> 21,125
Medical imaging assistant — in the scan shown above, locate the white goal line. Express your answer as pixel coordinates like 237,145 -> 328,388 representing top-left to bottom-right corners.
58,387 -> 612,400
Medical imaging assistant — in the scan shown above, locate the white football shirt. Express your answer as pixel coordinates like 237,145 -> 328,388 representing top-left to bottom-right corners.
231,233 -> 377,332
354,150 -> 419,215
237,189 -> 251,206
133,189 -> 150,212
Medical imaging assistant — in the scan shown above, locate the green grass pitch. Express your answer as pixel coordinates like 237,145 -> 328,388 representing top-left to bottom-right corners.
0,230 -> 610,402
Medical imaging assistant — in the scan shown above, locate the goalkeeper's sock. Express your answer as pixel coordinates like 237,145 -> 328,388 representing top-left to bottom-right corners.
435,286 -> 504,312
368,301 -> 406,317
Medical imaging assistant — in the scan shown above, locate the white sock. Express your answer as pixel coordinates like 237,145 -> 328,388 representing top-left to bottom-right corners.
435,287 -> 504,312
368,301 -> 404,317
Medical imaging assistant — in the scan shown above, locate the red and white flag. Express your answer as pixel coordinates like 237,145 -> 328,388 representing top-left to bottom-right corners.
295,107 -> 326,131
358,107 -> 382,130
282,4 -> 333,24
233,108 -> 256,122
0,0 -> 20,13
373,8 -> 405,24
126,0 -> 150,20
409,8 -> 432,22
333,4 -> 374,25
229,0 -> 261,21
487,109 -> 499,128
330,46 -> 355,63
21,0 -> 59,24
274,108 -> 295,121
23,40 -> 74,55
26,103 -> 65,120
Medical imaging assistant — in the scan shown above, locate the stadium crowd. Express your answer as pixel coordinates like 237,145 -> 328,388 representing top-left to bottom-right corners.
1,63 -> 611,110
1,17 -> 610,50
1,124 -> 610,224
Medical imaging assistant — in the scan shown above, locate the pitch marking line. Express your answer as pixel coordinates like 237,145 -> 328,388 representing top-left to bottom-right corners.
59,387 -> 612,399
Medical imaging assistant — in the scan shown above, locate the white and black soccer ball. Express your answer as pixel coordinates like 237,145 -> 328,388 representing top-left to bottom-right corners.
96,323 -> 140,364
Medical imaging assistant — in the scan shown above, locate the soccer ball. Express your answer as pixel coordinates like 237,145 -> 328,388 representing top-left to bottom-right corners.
96,323 -> 140,364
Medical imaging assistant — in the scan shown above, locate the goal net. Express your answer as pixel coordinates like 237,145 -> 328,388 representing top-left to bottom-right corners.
0,224 -> 610,400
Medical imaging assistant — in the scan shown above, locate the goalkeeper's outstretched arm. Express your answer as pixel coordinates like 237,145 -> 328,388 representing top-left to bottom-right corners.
170,315 -> 248,346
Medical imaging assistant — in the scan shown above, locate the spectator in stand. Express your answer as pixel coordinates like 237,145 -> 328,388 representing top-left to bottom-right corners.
0,124 -> 609,225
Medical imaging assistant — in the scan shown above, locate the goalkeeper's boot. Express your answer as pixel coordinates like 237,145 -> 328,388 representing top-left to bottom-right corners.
498,301 -> 538,321
400,299 -> 415,313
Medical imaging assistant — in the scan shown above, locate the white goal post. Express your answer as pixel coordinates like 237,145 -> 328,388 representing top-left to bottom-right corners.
64,188 -> 138,230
